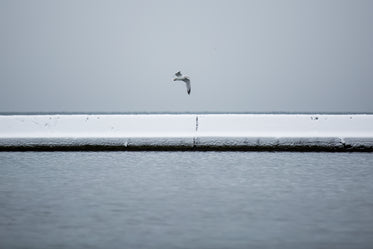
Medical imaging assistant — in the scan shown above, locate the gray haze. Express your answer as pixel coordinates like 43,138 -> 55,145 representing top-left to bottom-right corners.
1,0 -> 372,113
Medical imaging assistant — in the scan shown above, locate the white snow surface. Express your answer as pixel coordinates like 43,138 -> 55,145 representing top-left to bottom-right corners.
0,114 -> 195,138
0,114 -> 372,149
198,114 -> 373,137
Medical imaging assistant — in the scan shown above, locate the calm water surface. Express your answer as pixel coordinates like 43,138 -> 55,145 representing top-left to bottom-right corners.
0,152 -> 373,249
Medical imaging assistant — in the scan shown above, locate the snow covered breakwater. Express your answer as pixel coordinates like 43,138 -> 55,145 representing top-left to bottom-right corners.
0,114 -> 372,151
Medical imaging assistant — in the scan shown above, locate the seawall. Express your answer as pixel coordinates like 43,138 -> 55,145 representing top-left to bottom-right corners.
1,114 -> 373,151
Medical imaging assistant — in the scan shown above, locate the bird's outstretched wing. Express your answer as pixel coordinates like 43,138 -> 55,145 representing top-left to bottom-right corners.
175,71 -> 182,77
185,80 -> 191,95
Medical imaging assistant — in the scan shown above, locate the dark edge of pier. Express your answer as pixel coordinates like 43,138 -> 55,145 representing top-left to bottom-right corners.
1,144 -> 372,152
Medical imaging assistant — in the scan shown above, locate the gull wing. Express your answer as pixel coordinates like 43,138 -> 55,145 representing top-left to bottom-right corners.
185,80 -> 191,95
175,71 -> 182,77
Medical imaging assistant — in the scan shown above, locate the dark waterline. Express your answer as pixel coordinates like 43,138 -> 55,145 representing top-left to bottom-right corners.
1,151 -> 373,249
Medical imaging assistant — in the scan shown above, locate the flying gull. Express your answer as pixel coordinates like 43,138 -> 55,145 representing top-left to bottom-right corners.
173,71 -> 191,95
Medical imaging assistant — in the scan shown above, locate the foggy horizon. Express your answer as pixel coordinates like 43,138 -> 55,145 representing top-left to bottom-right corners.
1,0 -> 372,113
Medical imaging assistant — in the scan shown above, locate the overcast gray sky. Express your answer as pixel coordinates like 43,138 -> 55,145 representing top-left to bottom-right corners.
1,0 -> 372,113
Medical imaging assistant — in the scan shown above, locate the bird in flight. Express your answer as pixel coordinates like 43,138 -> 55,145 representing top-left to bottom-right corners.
173,71 -> 191,95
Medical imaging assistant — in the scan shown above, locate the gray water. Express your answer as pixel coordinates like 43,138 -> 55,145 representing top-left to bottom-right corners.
0,152 -> 372,249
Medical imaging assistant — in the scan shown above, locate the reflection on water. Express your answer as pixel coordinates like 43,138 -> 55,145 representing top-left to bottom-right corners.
0,152 -> 373,249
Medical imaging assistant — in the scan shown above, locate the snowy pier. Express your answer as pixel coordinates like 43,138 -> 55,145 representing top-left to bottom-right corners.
0,114 -> 373,151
